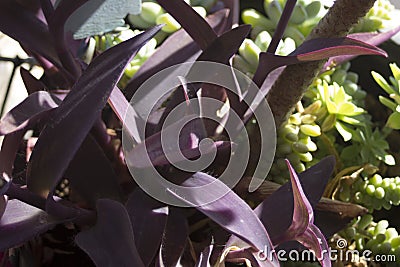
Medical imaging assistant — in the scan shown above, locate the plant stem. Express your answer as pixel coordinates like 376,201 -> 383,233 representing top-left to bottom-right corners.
267,0 -> 376,127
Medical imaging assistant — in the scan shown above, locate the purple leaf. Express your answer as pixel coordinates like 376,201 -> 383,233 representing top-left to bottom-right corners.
196,244 -> 214,267
157,0 -> 217,50
156,209 -> 189,267
255,156 -> 335,242
157,25 -> 251,130
253,37 -> 387,87
0,0 -> 60,67
126,115 -> 232,168
0,199 -> 59,251
0,196 -> 6,220
267,0 -> 296,54
197,24 -> 251,63
220,0 -> 239,28
126,188 -> 168,266
0,91 -> 61,136
124,9 -> 230,100
324,25 -> 400,70
48,0 -> 88,79
64,135 -> 123,207
168,172 -> 278,266
20,68 -> 47,94
0,131 -> 25,178
75,199 -> 145,267
108,86 -> 143,143
264,160 -> 333,267
26,26 -> 162,198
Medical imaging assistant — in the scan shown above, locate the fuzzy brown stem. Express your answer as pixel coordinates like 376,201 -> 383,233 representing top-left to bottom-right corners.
267,0 -> 376,127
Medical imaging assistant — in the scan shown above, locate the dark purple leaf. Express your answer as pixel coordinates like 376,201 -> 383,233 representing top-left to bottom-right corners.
220,0 -> 239,28
292,37 -> 387,60
20,68 -> 47,94
0,196 -> 6,220
0,0 -> 60,67
196,244 -> 214,267
0,131 -> 25,178
271,161 -> 331,266
243,67 -> 285,123
64,135 -> 123,207
157,0 -> 217,50
75,199 -> 145,267
324,25 -> 400,70
168,172 -> 278,266
0,91 -> 61,136
126,188 -> 168,266
254,156 -> 335,242
26,26 -> 162,198
124,9 -> 230,99
126,115 -> 233,168
253,37 -> 387,87
108,86 -> 143,143
197,25 -> 251,63
48,0 -> 88,79
267,0 -> 296,54
156,209 -> 189,267
157,25 -> 250,131
0,199 -> 59,251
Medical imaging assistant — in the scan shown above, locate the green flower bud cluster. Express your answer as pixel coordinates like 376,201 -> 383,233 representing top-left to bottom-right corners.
269,106 -> 321,184
340,214 -> 400,261
302,63 -> 394,168
233,31 -> 296,77
349,174 -> 400,211
372,63 -> 400,130
242,0 -> 328,46
94,27 -> 158,88
127,1 -> 208,33
352,0 -> 396,33
305,79 -> 365,142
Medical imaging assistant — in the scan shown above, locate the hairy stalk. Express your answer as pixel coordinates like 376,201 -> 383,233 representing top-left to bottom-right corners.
267,0 -> 376,127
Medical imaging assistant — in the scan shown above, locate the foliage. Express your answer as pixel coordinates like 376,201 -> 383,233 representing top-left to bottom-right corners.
0,0 -> 398,266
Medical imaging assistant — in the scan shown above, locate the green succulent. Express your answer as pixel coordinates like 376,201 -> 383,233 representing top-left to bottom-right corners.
372,63 -> 400,130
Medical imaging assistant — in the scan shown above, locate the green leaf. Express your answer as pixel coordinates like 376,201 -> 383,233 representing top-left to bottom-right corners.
372,71 -> 396,95
339,115 -> 362,125
379,96 -> 397,111
323,82 -> 337,114
389,63 -> 400,82
335,121 -> 353,142
337,102 -> 364,116
334,84 -> 346,104
387,112 -> 400,130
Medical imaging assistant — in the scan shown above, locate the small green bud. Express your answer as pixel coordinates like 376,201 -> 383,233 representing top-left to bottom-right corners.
239,39 -> 261,67
292,142 -> 309,154
305,1 -> 322,18
300,124 -> 321,137
141,2 -> 164,24
374,187 -> 385,199
303,100 -> 322,115
321,114 -> 336,132
156,13 -> 181,33
289,4 -> 308,24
